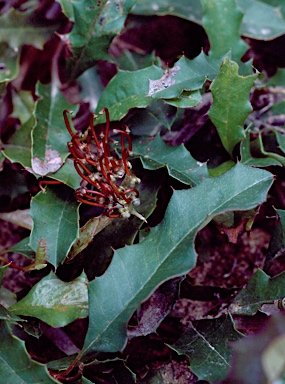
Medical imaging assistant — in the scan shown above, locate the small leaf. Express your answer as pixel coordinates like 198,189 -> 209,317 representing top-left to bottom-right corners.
67,0 -> 137,79
82,163 -> 273,353
67,215 -> 112,261
0,320 -> 56,383
132,135 -> 208,186
30,186 -> 79,267
9,272 -> 88,328
209,57 -> 257,155
230,269 -> 285,315
165,90 -> 202,108
170,315 -> 242,382
31,82 -> 78,176
24,238 -> 48,272
201,0 -> 248,59
2,237 -> 35,260
241,128 -> 283,167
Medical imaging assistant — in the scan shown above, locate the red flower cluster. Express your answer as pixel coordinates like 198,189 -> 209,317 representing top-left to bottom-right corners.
64,108 -> 145,220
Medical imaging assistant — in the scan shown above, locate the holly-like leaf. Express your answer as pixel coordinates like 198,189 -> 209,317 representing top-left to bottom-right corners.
209,57 -> 257,155
230,269 -> 285,315
31,82 -> 78,177
238,0 -> 285,40
67,0 -> 136,79
0,320 -> 56,383
9,272 -> 88,328
96,65 -> 164,123
81,163 -> 273,353
200,0 -> 248,60
170,315 -> 242,382
132,135 -> 208,186
30,186 -> 79,267
0,8 -> 59,50
148,53 -> 220,99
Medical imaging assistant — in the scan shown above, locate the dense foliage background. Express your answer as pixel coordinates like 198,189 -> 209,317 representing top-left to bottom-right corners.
1,0 -> 285,383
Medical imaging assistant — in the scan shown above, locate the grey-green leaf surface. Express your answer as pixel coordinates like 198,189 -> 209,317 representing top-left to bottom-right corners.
67,0 -> 136,79
237,0 -> 285,40
82,163 -> 273,353
132,135 -> 208,186
0,320 -> 57,383
2,116 -> 34,169
9,272 -> 88,328
131,0 -> 203,24
30,186 -> 79,267
170,315 -> 242,382
31,82 -> 78,176
209,57 -> 257,155
230,269 -> 285,315
201,0 -> 248,60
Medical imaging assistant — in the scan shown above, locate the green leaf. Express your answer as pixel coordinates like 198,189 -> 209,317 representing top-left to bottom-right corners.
132,135 -> 208,186
2,237 -> 35,260
2,116 -> 34,169
82,163 -> 273,353
123,100 -> 177,135
0,320 -> 56,383
201,0 -> 248,60
264,209 -> 285,270
67,0 -> 136,79
30,186 -> 79,267
208,57 -> 257,155
131,0 -> 203,24
45,158 -> 81,190
31,82 -> 78,177
148,53 -> 220,99
79,167 -> 161,280
67,215 -> 112,261
170,315 -> 242,382
230,269 -> 285,315
0,43 -> 19,83
0,8 -> 58,50
241,128 -> 283,167
237,0 -> 285,40
9,272 -> 88,328
0,265 -> 8,287
164,90 -> 202,108
96,65 -> 163,122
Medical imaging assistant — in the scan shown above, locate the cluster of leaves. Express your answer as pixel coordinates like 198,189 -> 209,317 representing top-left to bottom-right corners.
1,0 -> 285,383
